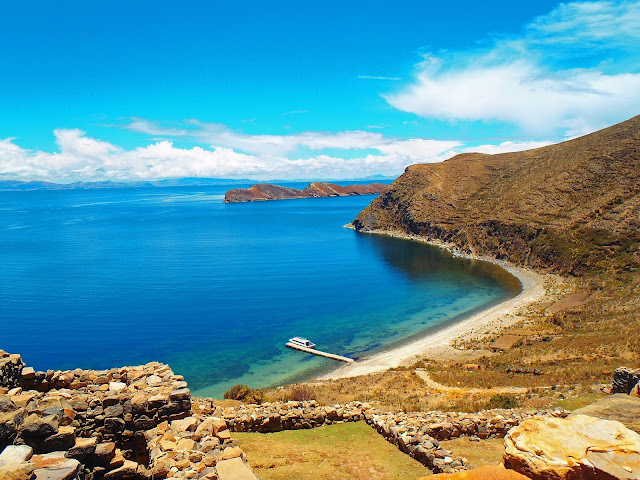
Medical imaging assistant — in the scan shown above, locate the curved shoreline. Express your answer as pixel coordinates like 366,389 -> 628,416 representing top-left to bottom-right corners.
322,228 -> 552,380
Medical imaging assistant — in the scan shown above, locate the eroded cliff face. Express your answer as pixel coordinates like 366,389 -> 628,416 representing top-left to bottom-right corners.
353,115 -> 640,275
224,182 -> 387,203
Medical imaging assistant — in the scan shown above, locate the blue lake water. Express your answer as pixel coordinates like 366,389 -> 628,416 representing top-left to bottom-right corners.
0,184 -> 521,397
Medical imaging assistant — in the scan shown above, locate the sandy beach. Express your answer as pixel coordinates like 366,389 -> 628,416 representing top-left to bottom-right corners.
322,229 -> 553,380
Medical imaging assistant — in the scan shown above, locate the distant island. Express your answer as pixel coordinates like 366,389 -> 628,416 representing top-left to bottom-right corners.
223,182 -> 388,203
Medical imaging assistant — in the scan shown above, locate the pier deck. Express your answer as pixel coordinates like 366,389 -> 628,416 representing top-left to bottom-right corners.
285,342 -> 355,363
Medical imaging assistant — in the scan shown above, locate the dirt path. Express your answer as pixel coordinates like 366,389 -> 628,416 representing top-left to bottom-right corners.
414,369 -> 528,395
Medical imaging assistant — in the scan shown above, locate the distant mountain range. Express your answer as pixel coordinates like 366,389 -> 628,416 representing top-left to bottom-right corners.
0,175 -> 395,191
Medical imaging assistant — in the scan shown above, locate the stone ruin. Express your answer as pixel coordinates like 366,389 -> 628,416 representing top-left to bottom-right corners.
0,350 -> 256,480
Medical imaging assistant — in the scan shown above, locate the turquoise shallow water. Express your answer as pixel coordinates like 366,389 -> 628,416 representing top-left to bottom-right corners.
0,184 -> 521,397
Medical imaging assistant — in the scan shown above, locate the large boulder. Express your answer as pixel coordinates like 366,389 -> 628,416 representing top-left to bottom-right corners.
572,394 -> 640,434
421,464 -> 531,480
504,414 -> 640,480
216,457 -> 256,480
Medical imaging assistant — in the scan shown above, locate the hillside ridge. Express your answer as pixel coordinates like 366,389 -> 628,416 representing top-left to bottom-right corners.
352,115 -> 640,275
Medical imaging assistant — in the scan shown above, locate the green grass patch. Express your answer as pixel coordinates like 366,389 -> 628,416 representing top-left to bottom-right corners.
439,437 -> 505,469
233,421 -> 430,480
552,392 -> 607,411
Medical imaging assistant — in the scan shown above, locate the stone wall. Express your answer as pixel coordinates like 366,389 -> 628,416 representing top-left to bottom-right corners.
364,408 -> 568,474
0,352 -> 257,479
612,366 -> 640,394
220,400 -> 367,432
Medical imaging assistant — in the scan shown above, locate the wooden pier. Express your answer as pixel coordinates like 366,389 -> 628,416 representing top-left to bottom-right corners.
286,342 -> 355,363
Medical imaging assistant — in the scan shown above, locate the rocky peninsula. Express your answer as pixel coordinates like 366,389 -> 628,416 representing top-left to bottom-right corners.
223,182 -> 387,203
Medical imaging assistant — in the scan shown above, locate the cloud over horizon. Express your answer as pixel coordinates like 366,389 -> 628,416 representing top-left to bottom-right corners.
1,124 -> 557,183
0,128 -> 467,182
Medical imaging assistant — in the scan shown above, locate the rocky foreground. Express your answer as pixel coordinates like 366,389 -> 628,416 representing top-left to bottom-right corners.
223,181 -> 387,203
2,350 -> 640,480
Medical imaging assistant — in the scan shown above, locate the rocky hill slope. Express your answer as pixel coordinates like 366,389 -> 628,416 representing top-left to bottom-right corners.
352,115 -> 640,275
224,182 -> 387,203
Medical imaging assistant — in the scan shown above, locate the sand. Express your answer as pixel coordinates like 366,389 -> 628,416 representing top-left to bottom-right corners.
322,229 -> 555,380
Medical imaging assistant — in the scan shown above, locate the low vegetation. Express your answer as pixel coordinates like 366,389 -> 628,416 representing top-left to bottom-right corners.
233,422 -> 429,480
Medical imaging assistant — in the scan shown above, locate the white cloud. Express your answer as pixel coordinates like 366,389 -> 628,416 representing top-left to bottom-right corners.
385,0 -> 640,137
0,129 -> 462,182
125,118 -> 387,157
462,140 -> 553,155
358,75 -> 402,81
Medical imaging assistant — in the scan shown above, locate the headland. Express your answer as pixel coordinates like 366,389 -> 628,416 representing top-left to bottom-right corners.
223,181 -> 387,203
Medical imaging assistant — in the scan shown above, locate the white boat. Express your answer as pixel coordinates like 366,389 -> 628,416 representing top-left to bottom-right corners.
289,336 -> 316,349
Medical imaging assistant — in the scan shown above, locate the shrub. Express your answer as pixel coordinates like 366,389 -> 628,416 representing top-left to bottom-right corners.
224,384 -> 251,401
245,389 -> 265,405
486,394 -> 518,409
290,385 -> 314,401
223,384 -> 265,404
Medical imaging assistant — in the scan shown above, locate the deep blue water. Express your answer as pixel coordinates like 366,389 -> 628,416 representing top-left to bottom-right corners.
0,185 -> 521,397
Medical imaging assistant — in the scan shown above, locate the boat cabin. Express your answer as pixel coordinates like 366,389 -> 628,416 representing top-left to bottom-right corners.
289,336 -> 316,349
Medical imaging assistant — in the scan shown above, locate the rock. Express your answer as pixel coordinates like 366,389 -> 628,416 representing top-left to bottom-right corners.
504,414 -> 640,480
612,367 -> 640,394
147,457 -> 171,477
0,408 -> 25,442
146,375 -> 162,386
220,446 -> 243,461
209,417 -> 228,435
0,396 -> 17,413
93,442 -> 116,466
573,394 -> 640,434
216,457 -> 256,480
31,452 -> 80,480
171,416 -> 198,432
421,465 -> 531,480
103,459 -> 138,480
41,426 -> 76,452
177,438 -> 197,451
108,382 -> 126,393
10,394 -> 36,409
0,445 -> 33,467
169,388 -> 190,401
66,436 -> 97,458
104,417 -> 125,434
21,414 -> 58,438
104,404 -> 124,418
0,462 -> 35,480
21,367 -> 36,380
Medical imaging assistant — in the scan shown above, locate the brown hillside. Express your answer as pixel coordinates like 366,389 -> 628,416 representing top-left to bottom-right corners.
224,182 -> 387,203
353,115 -> 640,275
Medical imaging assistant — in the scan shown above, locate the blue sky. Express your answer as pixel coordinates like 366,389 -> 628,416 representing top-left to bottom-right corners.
1,0 -> 639,181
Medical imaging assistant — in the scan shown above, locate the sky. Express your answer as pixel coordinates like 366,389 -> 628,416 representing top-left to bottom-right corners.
1,0 -> 639,182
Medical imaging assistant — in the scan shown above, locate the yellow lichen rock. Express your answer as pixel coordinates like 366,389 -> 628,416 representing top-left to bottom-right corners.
503,414 -> 640,480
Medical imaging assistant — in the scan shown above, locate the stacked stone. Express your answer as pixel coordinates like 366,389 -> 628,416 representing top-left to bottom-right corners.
143,414 -> 255,479
0,393 -> 127,479
364,408 -> 569,474
0,351 -> 25,389
1,362 -> 192,460
612,366 -> 640,394
1,388 -> 256,479
220,400 -> 370,432
0,410 -> 257,480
